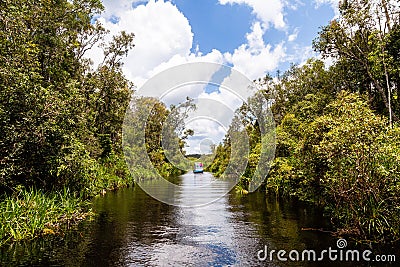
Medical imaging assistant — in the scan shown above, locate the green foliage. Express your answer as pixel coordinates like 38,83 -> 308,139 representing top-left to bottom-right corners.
209,50 -> 400,243
206,143 -> 231,177
122,96 -> 195,179
303,93 -> 400,241
91,67 -> 132,154
262,59 -> 335,124
269,91 -> 400,242
208,91 -> 275,193
205,0 -> 400,245
266,157 -> 296,195
0,151 -> 148,246
303,1 -> 400,240
82,153 -> 134,197
210,60 -> 333,190
0,0 -> 134,191
0,186 -> 90,246
1,0 -> 399,248
313,0 -> 399,121
0,0 -> 144,246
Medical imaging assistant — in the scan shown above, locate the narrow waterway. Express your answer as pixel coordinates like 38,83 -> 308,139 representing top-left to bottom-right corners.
0,173 -> 398,266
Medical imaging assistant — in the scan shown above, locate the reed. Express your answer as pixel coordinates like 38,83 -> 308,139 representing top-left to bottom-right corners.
0,187 -> 90,246
0,154 -> 155,246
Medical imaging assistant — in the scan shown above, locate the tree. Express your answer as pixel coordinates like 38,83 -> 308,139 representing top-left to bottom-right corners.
90,32 -> 134,157
260,59 -> 336,125
300,91 -> 400,241
313,0 -> 400,123
123,96 -> 195,177
0,0 -> 134,191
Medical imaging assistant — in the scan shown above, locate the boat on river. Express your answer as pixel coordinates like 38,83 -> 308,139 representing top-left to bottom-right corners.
193,162 -> 203,173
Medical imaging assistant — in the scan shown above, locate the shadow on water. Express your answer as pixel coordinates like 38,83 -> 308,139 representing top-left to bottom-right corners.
0,173 -> 398,266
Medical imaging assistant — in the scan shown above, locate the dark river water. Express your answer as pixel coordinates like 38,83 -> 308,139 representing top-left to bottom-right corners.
0,172 -> 398,266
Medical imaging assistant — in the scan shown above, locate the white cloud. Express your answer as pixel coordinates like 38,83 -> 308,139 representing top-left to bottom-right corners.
116,0 -> 193,84
86,0 -> 292,88
147,49 -> 225,85
86,0 -> 231,89
314,0 -> 340,16
288,28 -> 299,42
224,22 -> 286,80
219,0 -> 286,29
88,0 -> 295,153
198,89 -> 243,115
282,44 -> 317,67
185,118 -> 227,154
85,0 -> 193,87
101,0 -> 143,19
286,0 -> 305,11
182,89 -> 243,153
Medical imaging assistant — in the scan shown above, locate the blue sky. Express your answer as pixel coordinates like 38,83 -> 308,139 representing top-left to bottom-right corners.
171,0 -> 254,54
89,0 -> 339,153
91,0 -> 339,84
170,0 -> 335,71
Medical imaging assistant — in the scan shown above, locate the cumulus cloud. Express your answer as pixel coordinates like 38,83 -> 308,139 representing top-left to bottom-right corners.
286,0 -> 305,11
219,0 -> 286,29
87,0 -> 290,88
224,22 -> 286,80
100,0 -> 144,19
114,0 -> 193,85
198,89 -> 243,116
85,0 -> 193,87
185,118 -> 226,154
288,45 -> 316,65
86,0 -> 291,151
183,94 -> 238,154
314,0 -> 340,16
288,28 -> 299,42
146,49 -> 225,86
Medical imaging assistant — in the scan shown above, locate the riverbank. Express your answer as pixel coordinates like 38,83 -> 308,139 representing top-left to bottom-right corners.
208,90 -> 400,245
0,151 -> 188,247
3,176 -> 398,266
0,187 -> 90,246
0,154 -> 136,247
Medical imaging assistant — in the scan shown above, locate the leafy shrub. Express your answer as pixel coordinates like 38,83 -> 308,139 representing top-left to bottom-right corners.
270,91 -> 400,242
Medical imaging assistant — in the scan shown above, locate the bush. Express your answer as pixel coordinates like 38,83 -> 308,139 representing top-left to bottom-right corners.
269,91 -> 400,242
303,92 -> 400,241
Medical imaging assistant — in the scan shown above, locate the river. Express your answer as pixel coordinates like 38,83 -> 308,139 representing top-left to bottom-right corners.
0,172 -> 398,266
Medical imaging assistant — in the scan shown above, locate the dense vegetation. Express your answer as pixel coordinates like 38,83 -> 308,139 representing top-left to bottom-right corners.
1,0 -> 399,246
0,0 -> 135,193
123,96 -> 195,178
0,0 -> 185,244
209,0 -> 400,243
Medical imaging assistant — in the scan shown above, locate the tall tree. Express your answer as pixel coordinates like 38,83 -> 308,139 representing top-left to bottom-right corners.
0,0 -> 134,191
313,0 -> 400,123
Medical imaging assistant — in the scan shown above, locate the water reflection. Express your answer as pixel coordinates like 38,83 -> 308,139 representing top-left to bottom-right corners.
0,173 -> 398,266
138,172 -> 237,207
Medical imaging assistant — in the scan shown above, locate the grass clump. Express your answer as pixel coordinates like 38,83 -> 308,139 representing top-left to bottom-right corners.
0,186 -> 90,246
0,153 -> 138,246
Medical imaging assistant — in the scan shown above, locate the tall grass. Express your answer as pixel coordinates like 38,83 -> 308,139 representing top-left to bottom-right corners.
0,187 -> 90,246
0,153 -> 157,246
